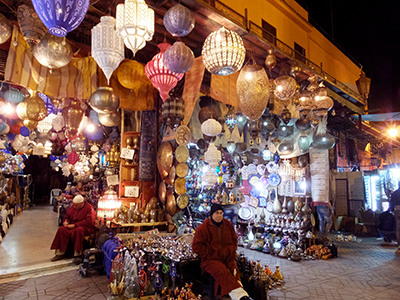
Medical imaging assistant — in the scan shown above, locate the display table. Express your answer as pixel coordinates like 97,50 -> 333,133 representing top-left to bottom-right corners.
111,220 -> 168,233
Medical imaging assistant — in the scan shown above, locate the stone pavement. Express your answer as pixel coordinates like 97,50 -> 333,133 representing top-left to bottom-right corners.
1,236 -> 400,299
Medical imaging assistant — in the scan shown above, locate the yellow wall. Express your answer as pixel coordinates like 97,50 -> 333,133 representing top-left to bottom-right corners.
219,0 -> 361,91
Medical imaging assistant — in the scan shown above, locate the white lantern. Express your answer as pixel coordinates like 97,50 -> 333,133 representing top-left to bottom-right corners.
116,0 -> 155,56
37,113 -> 57,133
163,41 -> 194,73
163,3 -> 195,37
202,27 -> 246,76
92,16 -> 125,85
205,143 -> 221,168
202,169 -> 218,187
201,119 -> 222,137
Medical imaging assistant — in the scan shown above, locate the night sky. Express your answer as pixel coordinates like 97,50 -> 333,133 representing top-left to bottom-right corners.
297,0 -> 400,114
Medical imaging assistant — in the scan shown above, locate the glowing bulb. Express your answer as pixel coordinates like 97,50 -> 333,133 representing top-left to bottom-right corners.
248,230 -> 254,240
263,121 -> 268,126
256,181 -> 264,191
282,126 -> 286,131
238,116 -> 244,122
3,103 -> 15,116
300,180 -> 307,190
315,95 -> 320,101
202,165 -> 209,174
87,124 -> 96,133
300,97 -> 306,101
322,137 -> 327,142
245,72 -> 253,80
58,8 -> 62,13
388,127 -> 398,137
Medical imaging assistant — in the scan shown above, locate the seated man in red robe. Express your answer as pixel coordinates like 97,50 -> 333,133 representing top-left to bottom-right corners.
50,195 -> 96,264
192,203 -> 252,300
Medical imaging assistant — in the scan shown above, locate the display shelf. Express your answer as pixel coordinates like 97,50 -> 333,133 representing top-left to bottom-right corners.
112,221 -> 168,227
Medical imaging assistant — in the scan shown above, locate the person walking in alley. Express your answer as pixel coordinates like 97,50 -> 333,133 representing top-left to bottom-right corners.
390,181 -> 400,254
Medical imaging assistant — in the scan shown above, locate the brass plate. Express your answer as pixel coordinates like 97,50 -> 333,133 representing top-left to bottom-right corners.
159,181 -> 166,204
175,125 -> 192,146
175,145 -> 189,163
176,193 -> 189,209
176,163 -> 189,178
157,142 -> 173,179
166,192 -> 177,216
175,178 -> 187,195
169,165 -> 176,185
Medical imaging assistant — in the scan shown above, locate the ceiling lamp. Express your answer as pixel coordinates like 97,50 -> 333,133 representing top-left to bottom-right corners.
163,41 -> 195,73
116,0 -> 155,56
145,43 -> 184,102
92,16 -> 125,85
33,32 -> 72,69
16,90 -> 48,130
17,4 -> 47,48
237,62 -> 270,120
204,143 -> 221,168
297,90 -> 314,116
274,75 -> 297,101
117,60 -> 146,90
31,0 -> 89,37
0,12 -> 11,45
163,3 -> 195,37
202,27 -> 246,76
201,119 -> 222,137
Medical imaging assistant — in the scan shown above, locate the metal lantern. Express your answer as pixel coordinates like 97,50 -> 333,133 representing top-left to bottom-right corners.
237,63 -> 269,120
99,111 -> 121,127
202,168 -> 217,188
163,41 -> 194,74
31,0 -> 89,37
117,60 -> 146,90
32,32 -> 72,69
278,140 -> 294,155
17,4 -> 47,48
116,0 -> 155,56
274,75 -> 297,101
312,133 -> 336,150
145,43 -> 184,102
201,119 -> 222,137
225,107 -> 237,134
4,88 -> 24,104
202,27 -> 246,76
92,16 -> 124,85
89,87 -> 120,114
205,143 -> 221,168
297,90 -> 315,116
298,135 -> 310,153
163,3 -> 195,37
265,49 -> 276,71
314,96 -> 334,117
281,108 -> 291,125
37,113 -> 57,133
16,90 -> 47,130
0,12 -> 11,45
63,99 -> 84,138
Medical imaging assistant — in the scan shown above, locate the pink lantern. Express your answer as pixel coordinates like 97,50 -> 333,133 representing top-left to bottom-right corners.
68,150 -> 79,165
145,43 -> 184,102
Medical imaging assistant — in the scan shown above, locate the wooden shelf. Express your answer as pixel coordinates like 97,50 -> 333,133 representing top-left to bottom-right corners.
121,163 -> 139,168
112,221 -> 168,227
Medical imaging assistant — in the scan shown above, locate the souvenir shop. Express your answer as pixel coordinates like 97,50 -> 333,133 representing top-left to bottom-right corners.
0,0 -> 351,299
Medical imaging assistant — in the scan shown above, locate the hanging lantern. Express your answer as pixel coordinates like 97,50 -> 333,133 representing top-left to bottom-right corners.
31,0 -> 89,37
0,12 -> 11,45
227,141 -> 236,154
202,27 -> 246,76
52,112 -> 65,132
265,49 -> 276,71
236,113 -> 248,137
92,16 -> 125,85
16,90 -> 47,130
63,99 -> 84,138
17,4 -> 47,48
3,88 -> 24,104
281,108 -> 291,125
68,150 -> 79,165
297,90 -> 315,116
198,106 -> 220,124
225,107 -> 237,134
89,87 -> 120,114
274,75 -> 297,101
237,63 -> 270,121
163,41 -> 194,74
298,135 -> 310,153
202,169 -> 217,188
201,119 -> 222,137
32,32 -> 72,69
97,188 -> 122,221
295,115 -> 311,131
314,96 -> 334,117
163,3 -> 195,37
162,94 -> 185,127
312,133 -> 336,150
99,111 -> 121,127
145,43 -> 184,102
116,0 -> 154,56
37,113 -> 57,133
204,143 -> 221,168
117,60 -> 146,90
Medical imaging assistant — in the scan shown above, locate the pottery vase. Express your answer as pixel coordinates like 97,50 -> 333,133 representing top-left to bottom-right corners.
272,197 -> 282,214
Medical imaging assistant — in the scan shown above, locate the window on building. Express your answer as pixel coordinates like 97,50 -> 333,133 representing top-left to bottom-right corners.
262,19 -> 276,45
294,42 -> 306,63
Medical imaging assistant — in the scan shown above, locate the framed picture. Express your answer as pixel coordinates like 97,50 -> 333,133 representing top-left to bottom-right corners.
293,177 -> 307,196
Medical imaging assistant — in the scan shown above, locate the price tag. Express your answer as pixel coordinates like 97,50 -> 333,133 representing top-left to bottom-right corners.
146,228 -> 159,234
125,186 -> 139,198
120,148 -> 135,160
106,175 -> 119,186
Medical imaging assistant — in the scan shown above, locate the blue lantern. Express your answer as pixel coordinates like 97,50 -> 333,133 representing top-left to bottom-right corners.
31,0 -> 90,37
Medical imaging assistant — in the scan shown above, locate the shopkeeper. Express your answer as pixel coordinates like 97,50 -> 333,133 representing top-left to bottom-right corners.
50,195 -> 96,264
192,203 -> 253,300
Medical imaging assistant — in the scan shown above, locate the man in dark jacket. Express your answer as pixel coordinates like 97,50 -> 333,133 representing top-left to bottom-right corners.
50,195 -> 96,264
390,182 -> 400,253
192,203 -> 252,300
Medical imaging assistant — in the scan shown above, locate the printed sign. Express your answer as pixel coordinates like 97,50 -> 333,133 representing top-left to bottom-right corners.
125,186 -> 139,198
106,175 -> 119,186
120,148 -> 135,160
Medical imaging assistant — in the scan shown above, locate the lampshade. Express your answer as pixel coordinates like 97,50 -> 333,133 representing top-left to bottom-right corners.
116,0 -> 154,56
163,41 -> 194,73
237,63 -> 270,120
202,27 -> 246,76
117,60 -> 146,90
314,96 -> 334,117
16,90 -> 47,130
63,99 -> 84,138
163,3 -> 195,37
202,168 -> 218,188
17,4 -> 47,48
297,90 -> 314,116
97,189 -> 122,220
33,32 -> 72,69
205,143 -> 221,168
274,75 -> 297,101
0,12 -> 11,45
201,119 -> 222,137
298,135 -> 310,153
4,88 -> 24,104
145,43 -> 184,102
31,0 -> 89,37
312,133 -> 336,150
92,16 -> 125,85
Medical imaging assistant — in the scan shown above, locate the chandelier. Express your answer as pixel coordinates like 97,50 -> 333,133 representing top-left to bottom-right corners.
202,27 -> 246,76
116,0 -> 155,56
92,16 -> 125,85
163,3 -> 195,37
31,0 -> 89,37
145,43 -> 184,102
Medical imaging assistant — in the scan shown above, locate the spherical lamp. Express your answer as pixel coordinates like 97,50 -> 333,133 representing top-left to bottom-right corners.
17,4 -> 47,48
117,60 -> 146,90
31,0 -> 89,37
16,90 -> 47,130
202,27 -> 246,76
0,12 -> 11,45
33,32 -> 72,69
63,99 -> 84,138
201,119 -> 222,137
163,41 -> 194,73
163,3 -> 195,37
274,75 -> 297,101
297,90 -> 315,116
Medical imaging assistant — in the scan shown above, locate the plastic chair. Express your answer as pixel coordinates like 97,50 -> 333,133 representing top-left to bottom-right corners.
50,188 -> 62,205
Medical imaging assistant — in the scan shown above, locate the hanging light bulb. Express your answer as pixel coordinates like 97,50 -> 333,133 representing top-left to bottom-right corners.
116,0 -> 155,56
